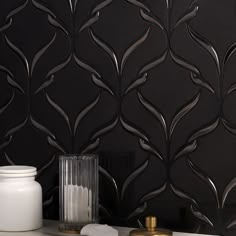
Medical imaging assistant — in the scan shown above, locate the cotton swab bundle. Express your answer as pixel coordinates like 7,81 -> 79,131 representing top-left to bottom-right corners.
63,185 -> 92,223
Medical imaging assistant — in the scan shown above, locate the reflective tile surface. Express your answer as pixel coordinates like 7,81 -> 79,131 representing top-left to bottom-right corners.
0,0 -> 236,235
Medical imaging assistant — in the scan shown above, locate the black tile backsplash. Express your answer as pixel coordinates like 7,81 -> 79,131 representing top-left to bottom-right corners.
0,0 -> 236,235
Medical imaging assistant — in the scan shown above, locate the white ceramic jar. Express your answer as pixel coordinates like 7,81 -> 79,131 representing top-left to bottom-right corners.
0,166 -> 42,231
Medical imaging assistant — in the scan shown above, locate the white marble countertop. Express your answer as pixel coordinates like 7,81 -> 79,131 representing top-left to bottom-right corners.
0,220 -> 217,236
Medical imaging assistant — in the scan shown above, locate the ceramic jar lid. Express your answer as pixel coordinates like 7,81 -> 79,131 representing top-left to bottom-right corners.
0,166 -> 37,177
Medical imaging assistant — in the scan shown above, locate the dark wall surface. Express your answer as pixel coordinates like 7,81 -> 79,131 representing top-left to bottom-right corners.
1,0 -> 236,235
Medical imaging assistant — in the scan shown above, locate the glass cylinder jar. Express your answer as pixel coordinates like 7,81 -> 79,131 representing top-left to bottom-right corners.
0,166 -> 42,231
59,154 -> 99,233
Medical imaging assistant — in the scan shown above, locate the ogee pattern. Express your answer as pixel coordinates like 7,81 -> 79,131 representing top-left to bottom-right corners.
0,0 -> 236,235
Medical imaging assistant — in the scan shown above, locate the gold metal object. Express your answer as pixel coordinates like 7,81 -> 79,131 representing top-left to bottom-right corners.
59,229 -> 81,234
129,216 -> 172,236
58,224 -> 81,234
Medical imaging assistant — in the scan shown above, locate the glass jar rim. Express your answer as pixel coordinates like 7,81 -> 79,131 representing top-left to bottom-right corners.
59,154 -> 98,160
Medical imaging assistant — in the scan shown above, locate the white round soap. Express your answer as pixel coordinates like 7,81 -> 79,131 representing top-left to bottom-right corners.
81,224 -> 118,236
